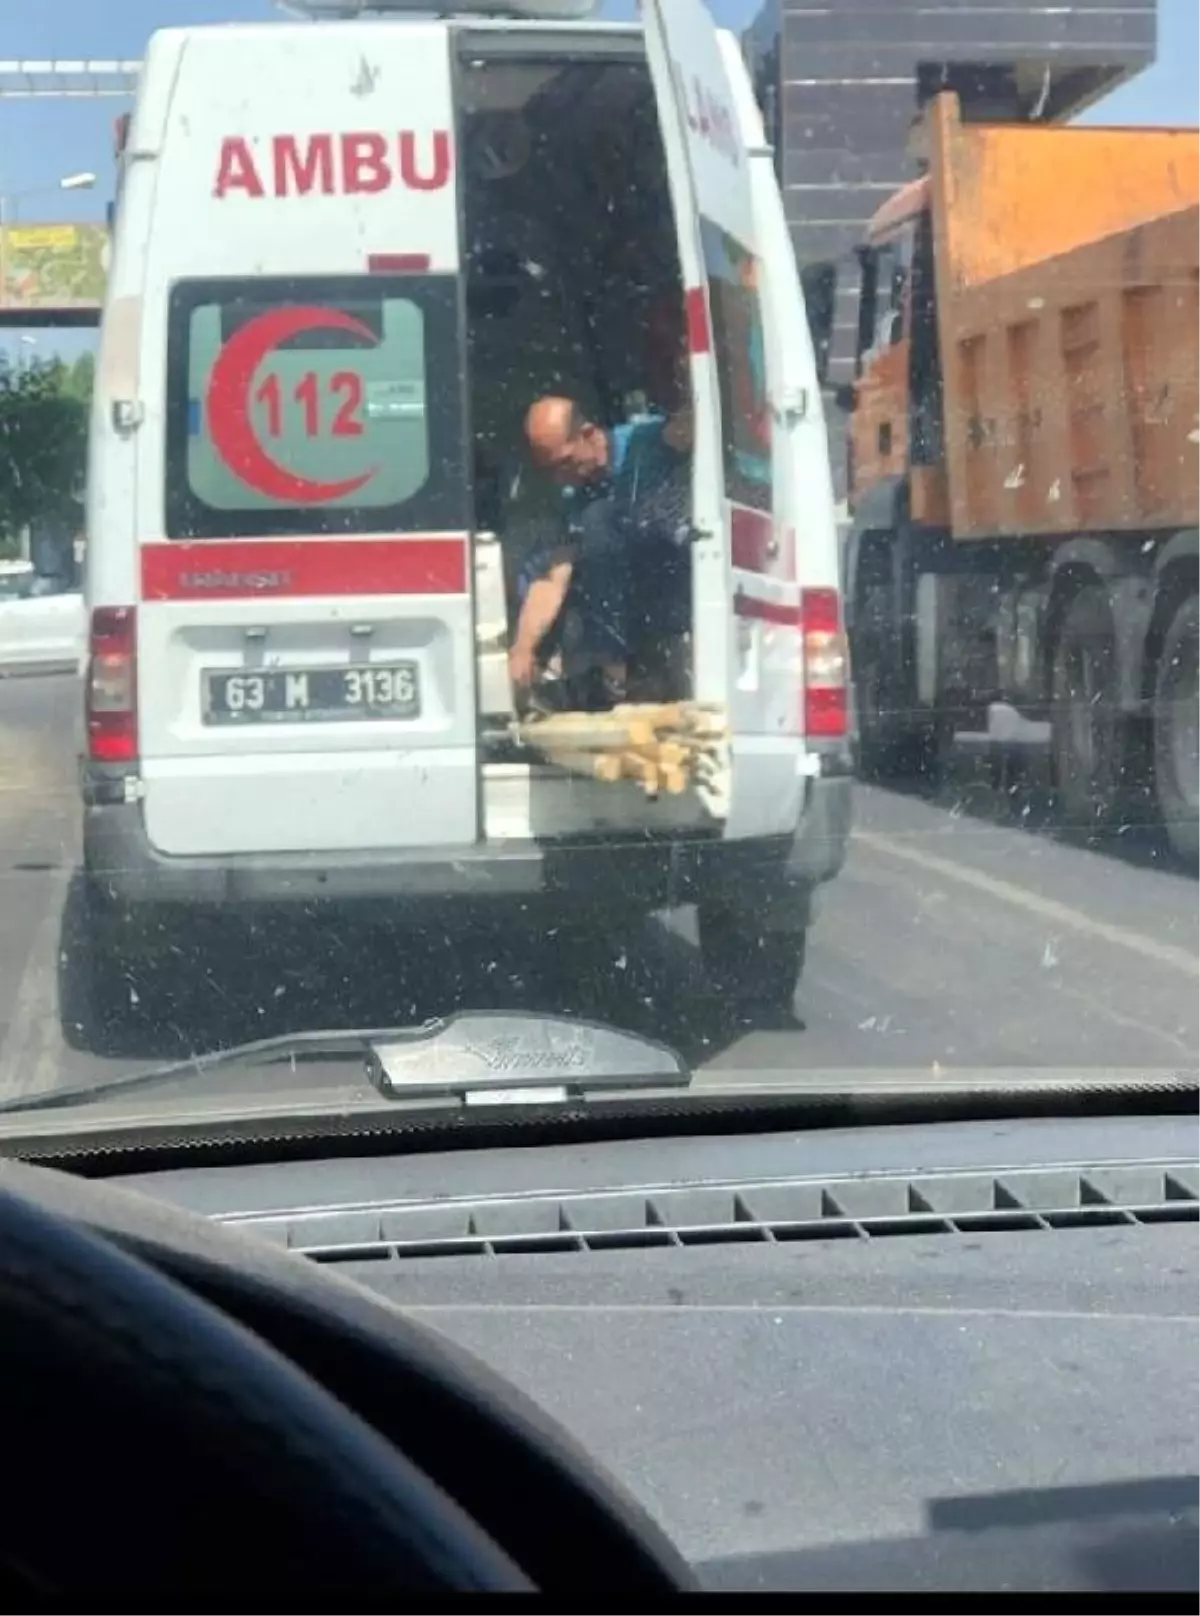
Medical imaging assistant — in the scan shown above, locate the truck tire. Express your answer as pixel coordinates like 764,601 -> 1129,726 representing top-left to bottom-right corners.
853,577 -> 903,776
852,572 -> 935,781
1153,591 -> 1199,866
1050,585 -> 1126,835
697,900 -> 807,1013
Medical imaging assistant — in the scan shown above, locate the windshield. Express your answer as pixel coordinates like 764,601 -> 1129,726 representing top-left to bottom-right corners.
0,0 -> 1195,1131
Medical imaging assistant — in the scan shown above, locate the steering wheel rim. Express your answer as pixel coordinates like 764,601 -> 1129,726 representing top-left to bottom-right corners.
0,1183 -> 532,1597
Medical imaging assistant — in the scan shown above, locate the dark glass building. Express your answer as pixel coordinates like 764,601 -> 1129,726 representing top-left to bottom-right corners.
743,0 -> 1157,489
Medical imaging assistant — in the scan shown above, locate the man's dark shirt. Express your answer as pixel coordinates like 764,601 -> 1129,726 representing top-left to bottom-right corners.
518,414 -> 691,663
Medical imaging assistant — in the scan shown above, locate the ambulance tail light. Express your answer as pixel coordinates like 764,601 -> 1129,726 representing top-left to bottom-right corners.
801,588 -> 848,739
87,607 -> 139,763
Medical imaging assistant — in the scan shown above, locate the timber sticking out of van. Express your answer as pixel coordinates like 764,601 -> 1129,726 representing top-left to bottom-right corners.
460,41 -> 722,827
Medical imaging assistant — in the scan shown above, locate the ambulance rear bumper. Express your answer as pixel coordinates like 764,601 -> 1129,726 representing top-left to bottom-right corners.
82,773 -> 851,917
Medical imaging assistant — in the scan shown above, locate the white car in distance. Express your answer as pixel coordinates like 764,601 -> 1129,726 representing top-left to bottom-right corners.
0,560 -> 86,675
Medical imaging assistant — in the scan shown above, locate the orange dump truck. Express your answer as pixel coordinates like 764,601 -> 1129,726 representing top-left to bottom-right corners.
836,91 -> 1198,860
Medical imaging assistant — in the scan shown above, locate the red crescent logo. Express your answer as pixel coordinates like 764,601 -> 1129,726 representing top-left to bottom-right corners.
206,305 -> 380,504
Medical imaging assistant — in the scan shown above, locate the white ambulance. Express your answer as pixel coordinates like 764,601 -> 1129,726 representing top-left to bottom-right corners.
75,0 -> 851,1047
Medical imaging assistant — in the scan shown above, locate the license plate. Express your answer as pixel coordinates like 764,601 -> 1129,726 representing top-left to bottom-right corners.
203,662 -> 420,725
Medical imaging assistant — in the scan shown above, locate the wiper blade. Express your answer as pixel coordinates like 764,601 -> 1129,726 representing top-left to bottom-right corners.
0,1012 -> 691,1116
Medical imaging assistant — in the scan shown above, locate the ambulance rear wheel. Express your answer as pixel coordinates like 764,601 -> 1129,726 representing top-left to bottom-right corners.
697,901 -> 807,1013
60,881 -> 163,1058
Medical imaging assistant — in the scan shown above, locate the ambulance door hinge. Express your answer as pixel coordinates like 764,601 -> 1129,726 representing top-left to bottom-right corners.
111,399 -> 145,434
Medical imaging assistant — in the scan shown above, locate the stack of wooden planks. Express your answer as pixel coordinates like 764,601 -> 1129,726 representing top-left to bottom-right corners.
513,702 -> 728,798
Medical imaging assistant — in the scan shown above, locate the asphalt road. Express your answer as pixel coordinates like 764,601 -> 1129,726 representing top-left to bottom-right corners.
0,669 -> 1196,1108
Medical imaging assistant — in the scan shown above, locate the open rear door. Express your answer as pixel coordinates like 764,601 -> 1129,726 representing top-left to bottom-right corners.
639,0 -> 803,839
717,29 -> 843,756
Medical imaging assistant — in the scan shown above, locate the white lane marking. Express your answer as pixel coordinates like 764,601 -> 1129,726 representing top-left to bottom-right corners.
1049,979 -> 1198,1061
0,871 -> 69,1101
400,1303 -> 1196,1325
853,830 -> 1199,979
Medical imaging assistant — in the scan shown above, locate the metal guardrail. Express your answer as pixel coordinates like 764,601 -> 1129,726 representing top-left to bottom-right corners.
0,61 -> 141,100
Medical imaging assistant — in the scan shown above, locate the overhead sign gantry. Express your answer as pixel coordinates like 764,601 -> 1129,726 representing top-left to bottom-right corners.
0,60 -> 138,324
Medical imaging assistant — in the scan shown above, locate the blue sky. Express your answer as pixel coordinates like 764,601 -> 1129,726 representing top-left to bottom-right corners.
2,0 -> 1197,359
0,0 -> 750,226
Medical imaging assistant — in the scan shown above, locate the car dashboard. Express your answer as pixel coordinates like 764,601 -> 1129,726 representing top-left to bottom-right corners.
82,1108 -> 1200,1593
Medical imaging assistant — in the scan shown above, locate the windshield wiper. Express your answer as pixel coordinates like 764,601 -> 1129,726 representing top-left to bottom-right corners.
0,1012 -> 691,1117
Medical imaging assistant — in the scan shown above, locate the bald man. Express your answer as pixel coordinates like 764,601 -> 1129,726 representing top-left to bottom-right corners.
509,396 -> 692,706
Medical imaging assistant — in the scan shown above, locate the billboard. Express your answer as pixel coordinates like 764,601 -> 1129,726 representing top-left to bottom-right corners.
0,222 -> 108,312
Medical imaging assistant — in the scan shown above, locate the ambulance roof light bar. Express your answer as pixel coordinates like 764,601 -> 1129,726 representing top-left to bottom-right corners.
274,0 -> 600,19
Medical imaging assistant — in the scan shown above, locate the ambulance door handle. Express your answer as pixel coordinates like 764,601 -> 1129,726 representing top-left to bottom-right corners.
773,389 -> 808,425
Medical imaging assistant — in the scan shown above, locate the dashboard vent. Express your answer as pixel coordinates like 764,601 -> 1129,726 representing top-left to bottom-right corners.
221,1161 -> 1200,1263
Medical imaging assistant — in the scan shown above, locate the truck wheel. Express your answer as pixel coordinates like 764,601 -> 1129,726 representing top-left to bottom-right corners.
697,901 -> 807,1013
852,579 -> 900,775
852,576 -> 933,780
1153,592 -> 1199,865
1051,585 -> 1126,834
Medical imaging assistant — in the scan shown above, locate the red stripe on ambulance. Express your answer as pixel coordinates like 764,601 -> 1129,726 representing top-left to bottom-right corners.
733,593 -> 798,627
730,504 -> 795,579
140,537 -> 468,601
684,286 -> 711,355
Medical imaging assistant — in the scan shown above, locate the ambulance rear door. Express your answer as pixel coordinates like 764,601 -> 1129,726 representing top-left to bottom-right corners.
639,0 -> 802,839
124,23 -> 476,860
717,30 -> 846,767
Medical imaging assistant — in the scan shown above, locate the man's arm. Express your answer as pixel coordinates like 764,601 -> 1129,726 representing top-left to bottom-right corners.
509,552 -> 575,689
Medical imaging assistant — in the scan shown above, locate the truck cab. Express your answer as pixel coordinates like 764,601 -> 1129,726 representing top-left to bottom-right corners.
844,178 -> 945,537
834,167 -> 951,780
